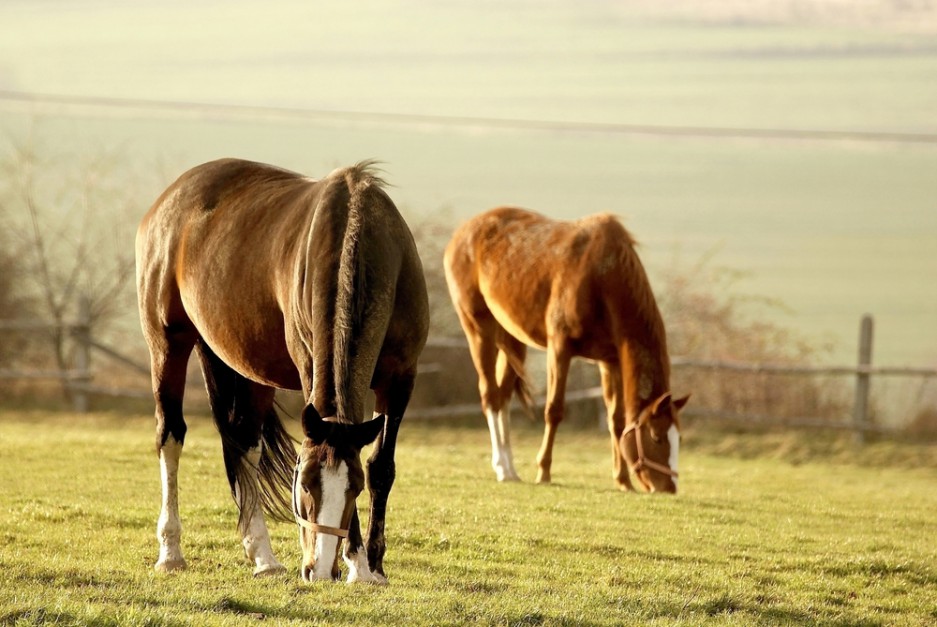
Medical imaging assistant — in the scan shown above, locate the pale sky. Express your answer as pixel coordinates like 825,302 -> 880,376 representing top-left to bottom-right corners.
1,0 -> 936,369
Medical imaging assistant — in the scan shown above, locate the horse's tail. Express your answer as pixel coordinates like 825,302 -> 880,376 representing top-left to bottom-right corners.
196,341 -> 296,529
502,344 -> 536,420
253,405 -> 297,525
333,161 -> 387,423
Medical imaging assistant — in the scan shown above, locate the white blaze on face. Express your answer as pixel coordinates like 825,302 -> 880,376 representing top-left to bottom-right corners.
311,461 -> 350,580
667,424 -> 680,489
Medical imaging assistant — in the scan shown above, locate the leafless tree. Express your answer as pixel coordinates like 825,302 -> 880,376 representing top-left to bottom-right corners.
0,138 -> 146,398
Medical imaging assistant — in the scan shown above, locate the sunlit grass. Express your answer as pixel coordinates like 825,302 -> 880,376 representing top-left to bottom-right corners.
1,409 -> 935,625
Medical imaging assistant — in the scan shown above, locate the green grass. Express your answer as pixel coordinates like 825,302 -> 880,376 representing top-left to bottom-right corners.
1,410 -> 935,625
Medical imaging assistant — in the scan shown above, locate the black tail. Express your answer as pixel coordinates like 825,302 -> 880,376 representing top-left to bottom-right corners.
196,340 -> 296,529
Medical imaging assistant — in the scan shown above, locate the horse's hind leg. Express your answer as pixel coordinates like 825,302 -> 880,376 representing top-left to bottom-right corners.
599,361 -> 634,491
145,326 -> 196,573
536,337 -> 572,484
458,312 -> 521,481
491,335 -> 527,481
196,341 -> 288,577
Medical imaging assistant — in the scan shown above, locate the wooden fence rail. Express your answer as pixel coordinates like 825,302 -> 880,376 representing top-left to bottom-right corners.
415,314 -> 937,441
2,312 -> 935,441
0,298 -> 94,412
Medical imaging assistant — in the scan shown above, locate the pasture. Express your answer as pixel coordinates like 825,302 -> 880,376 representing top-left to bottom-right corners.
1,410 -> 934,625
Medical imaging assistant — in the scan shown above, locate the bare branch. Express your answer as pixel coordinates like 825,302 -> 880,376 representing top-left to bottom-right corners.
19,150 -> 65,322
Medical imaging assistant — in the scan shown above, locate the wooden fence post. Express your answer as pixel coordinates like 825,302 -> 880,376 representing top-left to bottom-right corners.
853,314 -> 874,444
72,296 -> 92,413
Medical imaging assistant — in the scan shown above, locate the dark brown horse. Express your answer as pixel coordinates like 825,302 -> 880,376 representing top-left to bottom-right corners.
444,207 -> 687,493
136,159 -> 428,583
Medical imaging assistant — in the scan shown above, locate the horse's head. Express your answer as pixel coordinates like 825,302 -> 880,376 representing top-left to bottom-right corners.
292,404 -> 384,582
619,392 -> 689,494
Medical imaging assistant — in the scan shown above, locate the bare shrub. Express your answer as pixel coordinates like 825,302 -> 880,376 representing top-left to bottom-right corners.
655,252 -> 850,425
0,216 -> 31,367
0,137 -> 153,403
905,405 -> 937,438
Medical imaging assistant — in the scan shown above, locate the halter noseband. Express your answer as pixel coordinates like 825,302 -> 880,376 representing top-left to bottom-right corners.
622,421 -> 679,479
293,516 -> 349,539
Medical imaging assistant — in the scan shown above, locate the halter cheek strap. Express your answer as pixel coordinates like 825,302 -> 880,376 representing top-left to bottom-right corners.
622,421 -> 679,479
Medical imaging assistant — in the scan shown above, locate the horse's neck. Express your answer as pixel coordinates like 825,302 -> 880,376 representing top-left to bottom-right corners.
620,339 -> 670,421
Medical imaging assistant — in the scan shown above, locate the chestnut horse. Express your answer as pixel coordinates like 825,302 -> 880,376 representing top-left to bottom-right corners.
444,207 -> 687,493
136,159 -> 428,583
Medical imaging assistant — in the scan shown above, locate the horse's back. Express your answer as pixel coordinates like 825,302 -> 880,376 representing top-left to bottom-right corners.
137,158 -> 314,263
445,206 -> 649,356
136,160 -> 319,387
447,206 -> 633,275
137,159 -> 426,392
137,158 -> 320,321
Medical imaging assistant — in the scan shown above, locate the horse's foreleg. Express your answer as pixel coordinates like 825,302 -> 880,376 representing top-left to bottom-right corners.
599,361 -> 634,491
364,413 -> 401,584
463,318 -> 518,481
485,406 -> 520,482
489,345 -> 525,481
343,507 -> 376,583
536,341 -> 571,484
197,344 -> 288,578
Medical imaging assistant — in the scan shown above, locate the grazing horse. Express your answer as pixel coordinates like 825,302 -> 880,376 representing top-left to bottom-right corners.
136,159 -> 428,583
444,207 -> 687,493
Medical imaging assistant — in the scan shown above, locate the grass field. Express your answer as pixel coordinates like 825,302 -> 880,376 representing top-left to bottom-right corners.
1,410 -> 935,626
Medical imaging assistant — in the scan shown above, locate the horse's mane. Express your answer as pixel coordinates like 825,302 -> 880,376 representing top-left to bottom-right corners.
592,214 -> 669,361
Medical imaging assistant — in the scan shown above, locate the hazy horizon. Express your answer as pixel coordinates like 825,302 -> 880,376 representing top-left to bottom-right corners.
2,0 -> 935,369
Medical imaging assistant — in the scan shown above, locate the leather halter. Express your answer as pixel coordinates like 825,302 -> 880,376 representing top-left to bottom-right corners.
622,421 -> 679,479
294,516 -> 349,539
292,462 -> 350,539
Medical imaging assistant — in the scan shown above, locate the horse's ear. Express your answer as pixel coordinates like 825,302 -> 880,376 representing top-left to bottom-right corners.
302,404 -> 331,444
349,414 -> 386,450
673,394 -> 690,411
650,392 -> 672,415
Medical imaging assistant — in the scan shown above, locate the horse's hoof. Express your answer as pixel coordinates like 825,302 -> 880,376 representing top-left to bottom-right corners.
154,558 -> 187,573
535,472 -> 551,484
253,563 -> 288,578
497,473 -> 522,482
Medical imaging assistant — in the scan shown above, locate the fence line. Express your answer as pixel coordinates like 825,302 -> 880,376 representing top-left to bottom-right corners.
1,298 -> 101,411
2,311 -> 935,439
668,358 -> 937,378
420,315 -> 937,439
